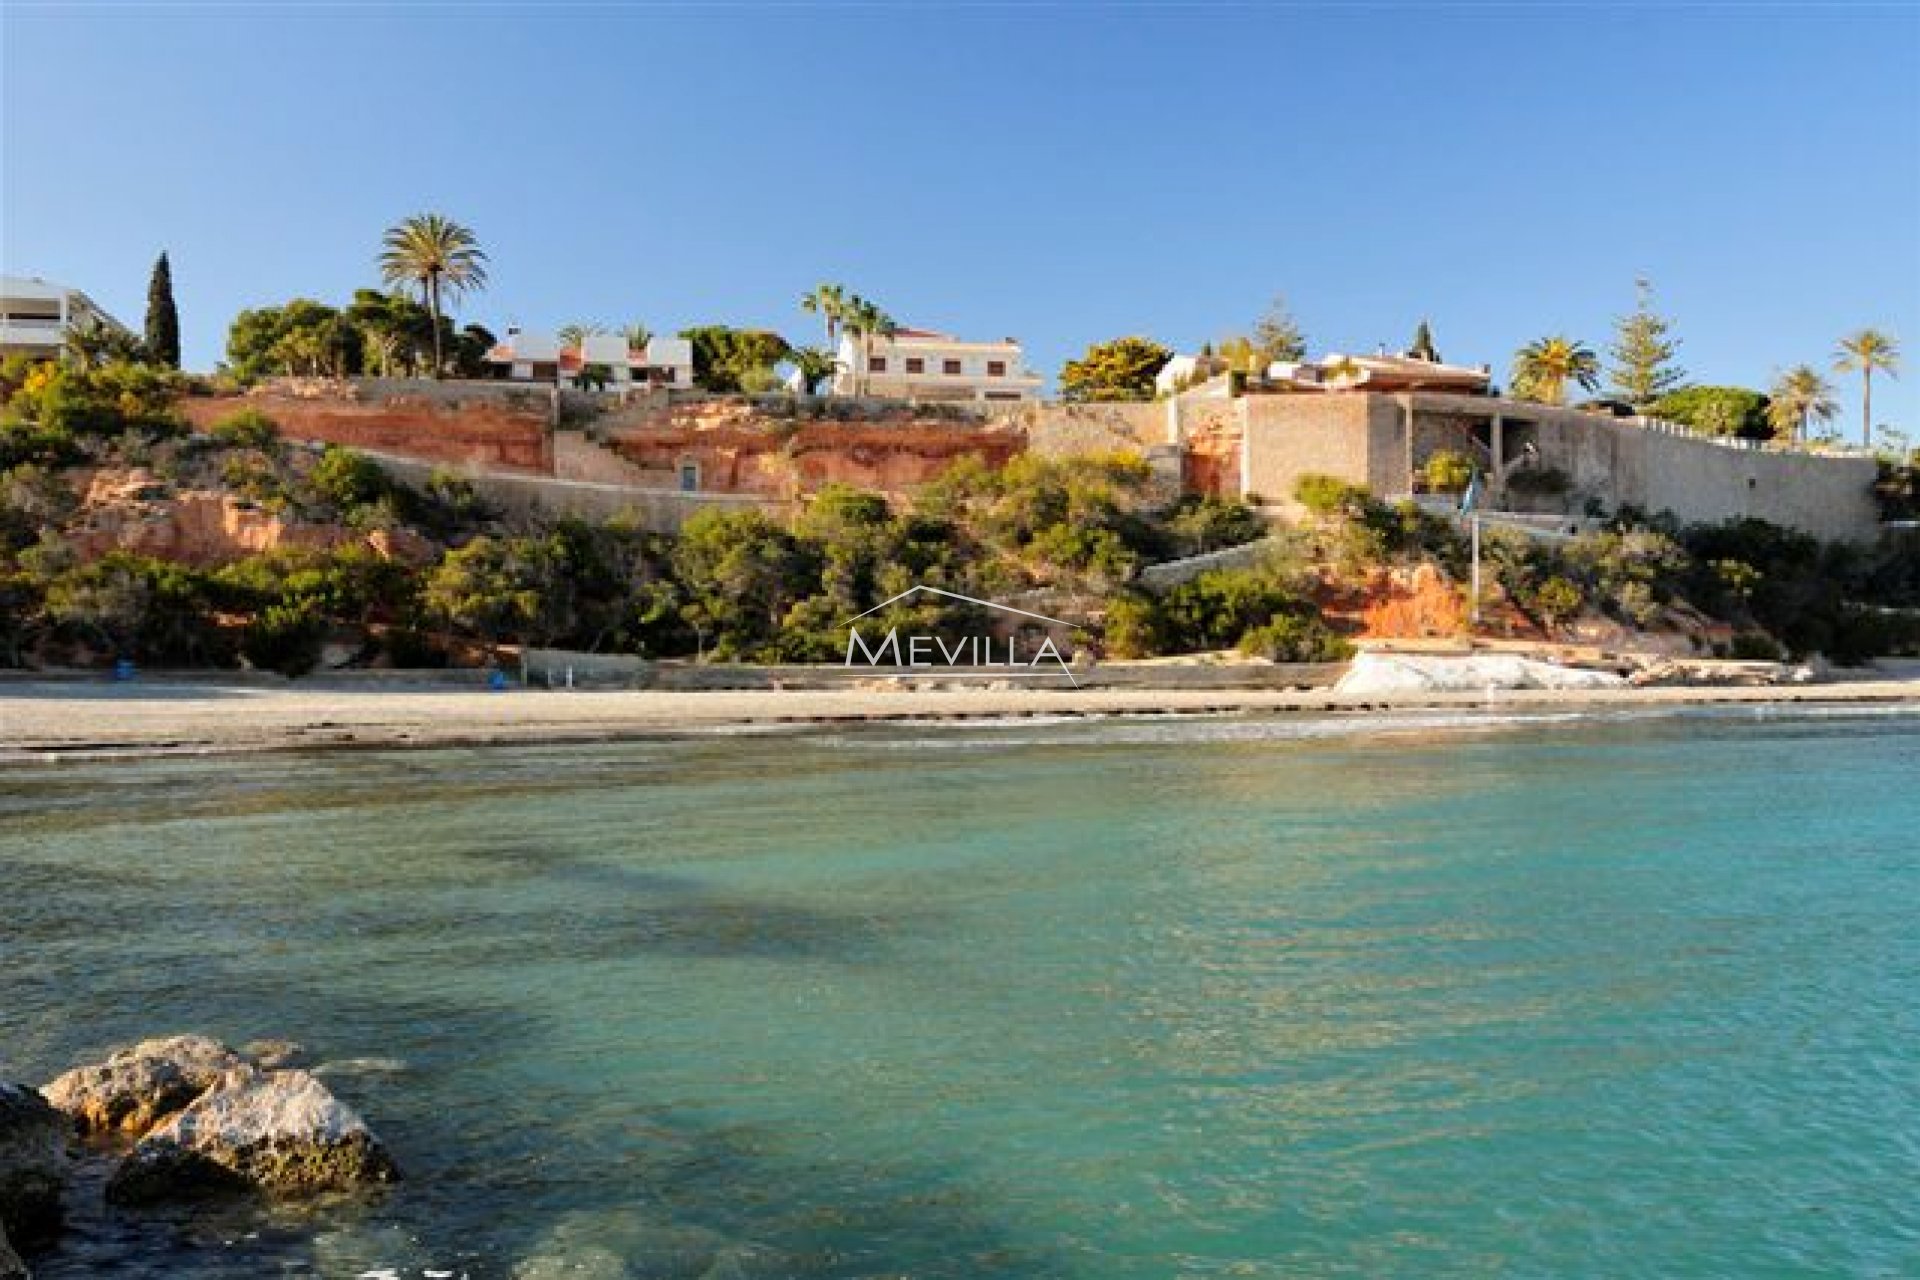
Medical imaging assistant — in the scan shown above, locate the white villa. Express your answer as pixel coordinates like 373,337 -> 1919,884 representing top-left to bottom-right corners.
0,275 -> 133,361
833,327 -> 1042,402
485,328 -> 695,391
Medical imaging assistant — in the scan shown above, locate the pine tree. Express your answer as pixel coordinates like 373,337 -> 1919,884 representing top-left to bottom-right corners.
1606,278 -> 1685,407
144,251 -> 181,369
1406,320 -> 1440,363
1250,295 -> 1307,365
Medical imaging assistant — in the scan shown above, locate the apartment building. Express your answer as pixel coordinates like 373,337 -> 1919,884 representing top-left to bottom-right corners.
0,275 -> 133,361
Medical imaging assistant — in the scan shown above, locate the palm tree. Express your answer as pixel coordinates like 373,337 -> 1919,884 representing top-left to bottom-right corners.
1768,365 -> 1839,443
1834,328 -> 1901,448
1511,336 -> 1600,406
623,322 -> 653,354
786,346 -> 839,396
842,296 -> 897,395
800,283 -> 849,349
377,213 -> 488,377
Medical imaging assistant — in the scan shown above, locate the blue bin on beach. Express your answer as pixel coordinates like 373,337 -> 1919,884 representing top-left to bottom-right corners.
487,669 -> 509,692
112,658 -> 136,682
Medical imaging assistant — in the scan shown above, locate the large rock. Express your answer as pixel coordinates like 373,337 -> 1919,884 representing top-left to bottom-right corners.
1334,652 -> 1627,696
105,1067 -> 398,1204
0,1083 -> 70,1246
41,1035 -> 245,1139
0,1220 -> 26,1280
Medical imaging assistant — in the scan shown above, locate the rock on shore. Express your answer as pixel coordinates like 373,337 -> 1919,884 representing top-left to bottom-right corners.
40,1035 -> 244,1139
105,1066 -> 398,1204
0,1083 -> 71,1249
1335,652 -> 1626,695
38,1035 -> 398,1207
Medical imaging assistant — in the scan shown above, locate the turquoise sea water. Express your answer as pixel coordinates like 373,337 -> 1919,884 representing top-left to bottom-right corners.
4,707 -> 1919,1278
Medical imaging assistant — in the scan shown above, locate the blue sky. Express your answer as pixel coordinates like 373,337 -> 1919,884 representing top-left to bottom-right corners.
4,2 -> 1917,430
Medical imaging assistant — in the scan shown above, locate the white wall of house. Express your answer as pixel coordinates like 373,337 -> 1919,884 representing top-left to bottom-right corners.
490,329 -> 693,389
0,275 -> 132,360
831,330 -> 1042,402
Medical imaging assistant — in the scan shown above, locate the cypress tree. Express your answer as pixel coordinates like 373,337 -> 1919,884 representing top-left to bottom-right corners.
145,251 -> 181,369
1407,320 -> 1441,363
1606,278 -> 1685,407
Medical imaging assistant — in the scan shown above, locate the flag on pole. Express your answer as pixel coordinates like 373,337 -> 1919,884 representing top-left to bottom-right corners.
1460,466 -> 1482,514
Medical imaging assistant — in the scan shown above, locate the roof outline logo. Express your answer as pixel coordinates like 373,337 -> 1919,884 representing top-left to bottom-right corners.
840,584 -> 1083,687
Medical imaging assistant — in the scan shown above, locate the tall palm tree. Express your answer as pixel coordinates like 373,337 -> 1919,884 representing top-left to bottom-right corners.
1768,365 -> 1839,443
800,283 -> 849,349
842,296 -> 897,395
1511,336 -> 1600,406
377,213 -> 488,377
1834,328 -> 1901,448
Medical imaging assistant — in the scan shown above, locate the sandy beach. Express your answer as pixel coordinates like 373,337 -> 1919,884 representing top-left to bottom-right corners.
4,675 -> 1920,760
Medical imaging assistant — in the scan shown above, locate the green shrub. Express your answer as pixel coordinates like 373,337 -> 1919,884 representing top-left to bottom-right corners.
1293,474 -> 1371,519
1422,450 -> 1475,494
208,408 -> 281,451
1650,386 -> 1772,440
308,446 -> 391,512
1729,631 -> 1784,661
1237,614 -> 1353,662
1530,575 -> 1584,628
241,599 -> 327,676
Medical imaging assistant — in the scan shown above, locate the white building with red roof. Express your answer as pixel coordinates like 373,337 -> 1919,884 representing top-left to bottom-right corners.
833,327 -> 1042,402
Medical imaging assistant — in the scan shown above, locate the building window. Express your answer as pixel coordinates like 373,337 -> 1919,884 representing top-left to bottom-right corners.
987,360 -> 1007,377
905,357 -> 925,374
661,367 -> 677,383
869,356 -> 887,373
943,359 -> 962,375
678,462 -> 701,492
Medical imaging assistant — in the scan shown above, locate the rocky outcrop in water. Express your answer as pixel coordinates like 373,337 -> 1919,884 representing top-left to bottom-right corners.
0,1220 -> 27,1280
105,1066 -> 399,1204
40,1035 -> 245,1139
0,1083 -> 71,1252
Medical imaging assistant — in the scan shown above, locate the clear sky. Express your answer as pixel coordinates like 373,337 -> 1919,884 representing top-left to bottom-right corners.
4,2 -> 1917,430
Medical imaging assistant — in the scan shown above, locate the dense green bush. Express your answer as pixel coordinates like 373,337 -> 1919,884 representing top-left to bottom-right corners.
1237,613 -> 1353,662
208,408 -> 282,451
1293,474 -> 1371,520
1423,450 -> 1475,494
1649,386 -> 1773,440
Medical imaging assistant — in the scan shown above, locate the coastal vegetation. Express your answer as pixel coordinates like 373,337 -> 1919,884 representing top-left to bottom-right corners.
1604,279 -> 1686,407
1834,328 -> 1901,448
1511,335 -> 1602,406
1058,336 -> 1173,402
143,252 -> 181,371
376,213 -> 489,377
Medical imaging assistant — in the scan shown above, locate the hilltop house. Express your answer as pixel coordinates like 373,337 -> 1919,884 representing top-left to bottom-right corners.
833,328 -> 1043,402
0,275 -> 133,361
485,328 -> 695,390
1266,352 -> 1493,395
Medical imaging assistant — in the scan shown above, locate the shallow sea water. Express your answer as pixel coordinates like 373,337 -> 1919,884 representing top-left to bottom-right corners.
3,706 -> 1918,1277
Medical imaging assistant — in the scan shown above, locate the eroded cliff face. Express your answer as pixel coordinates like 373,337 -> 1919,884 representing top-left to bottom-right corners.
63,468 -> 431,568
603,409 -> 1026,498
179,382 -> 553,473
